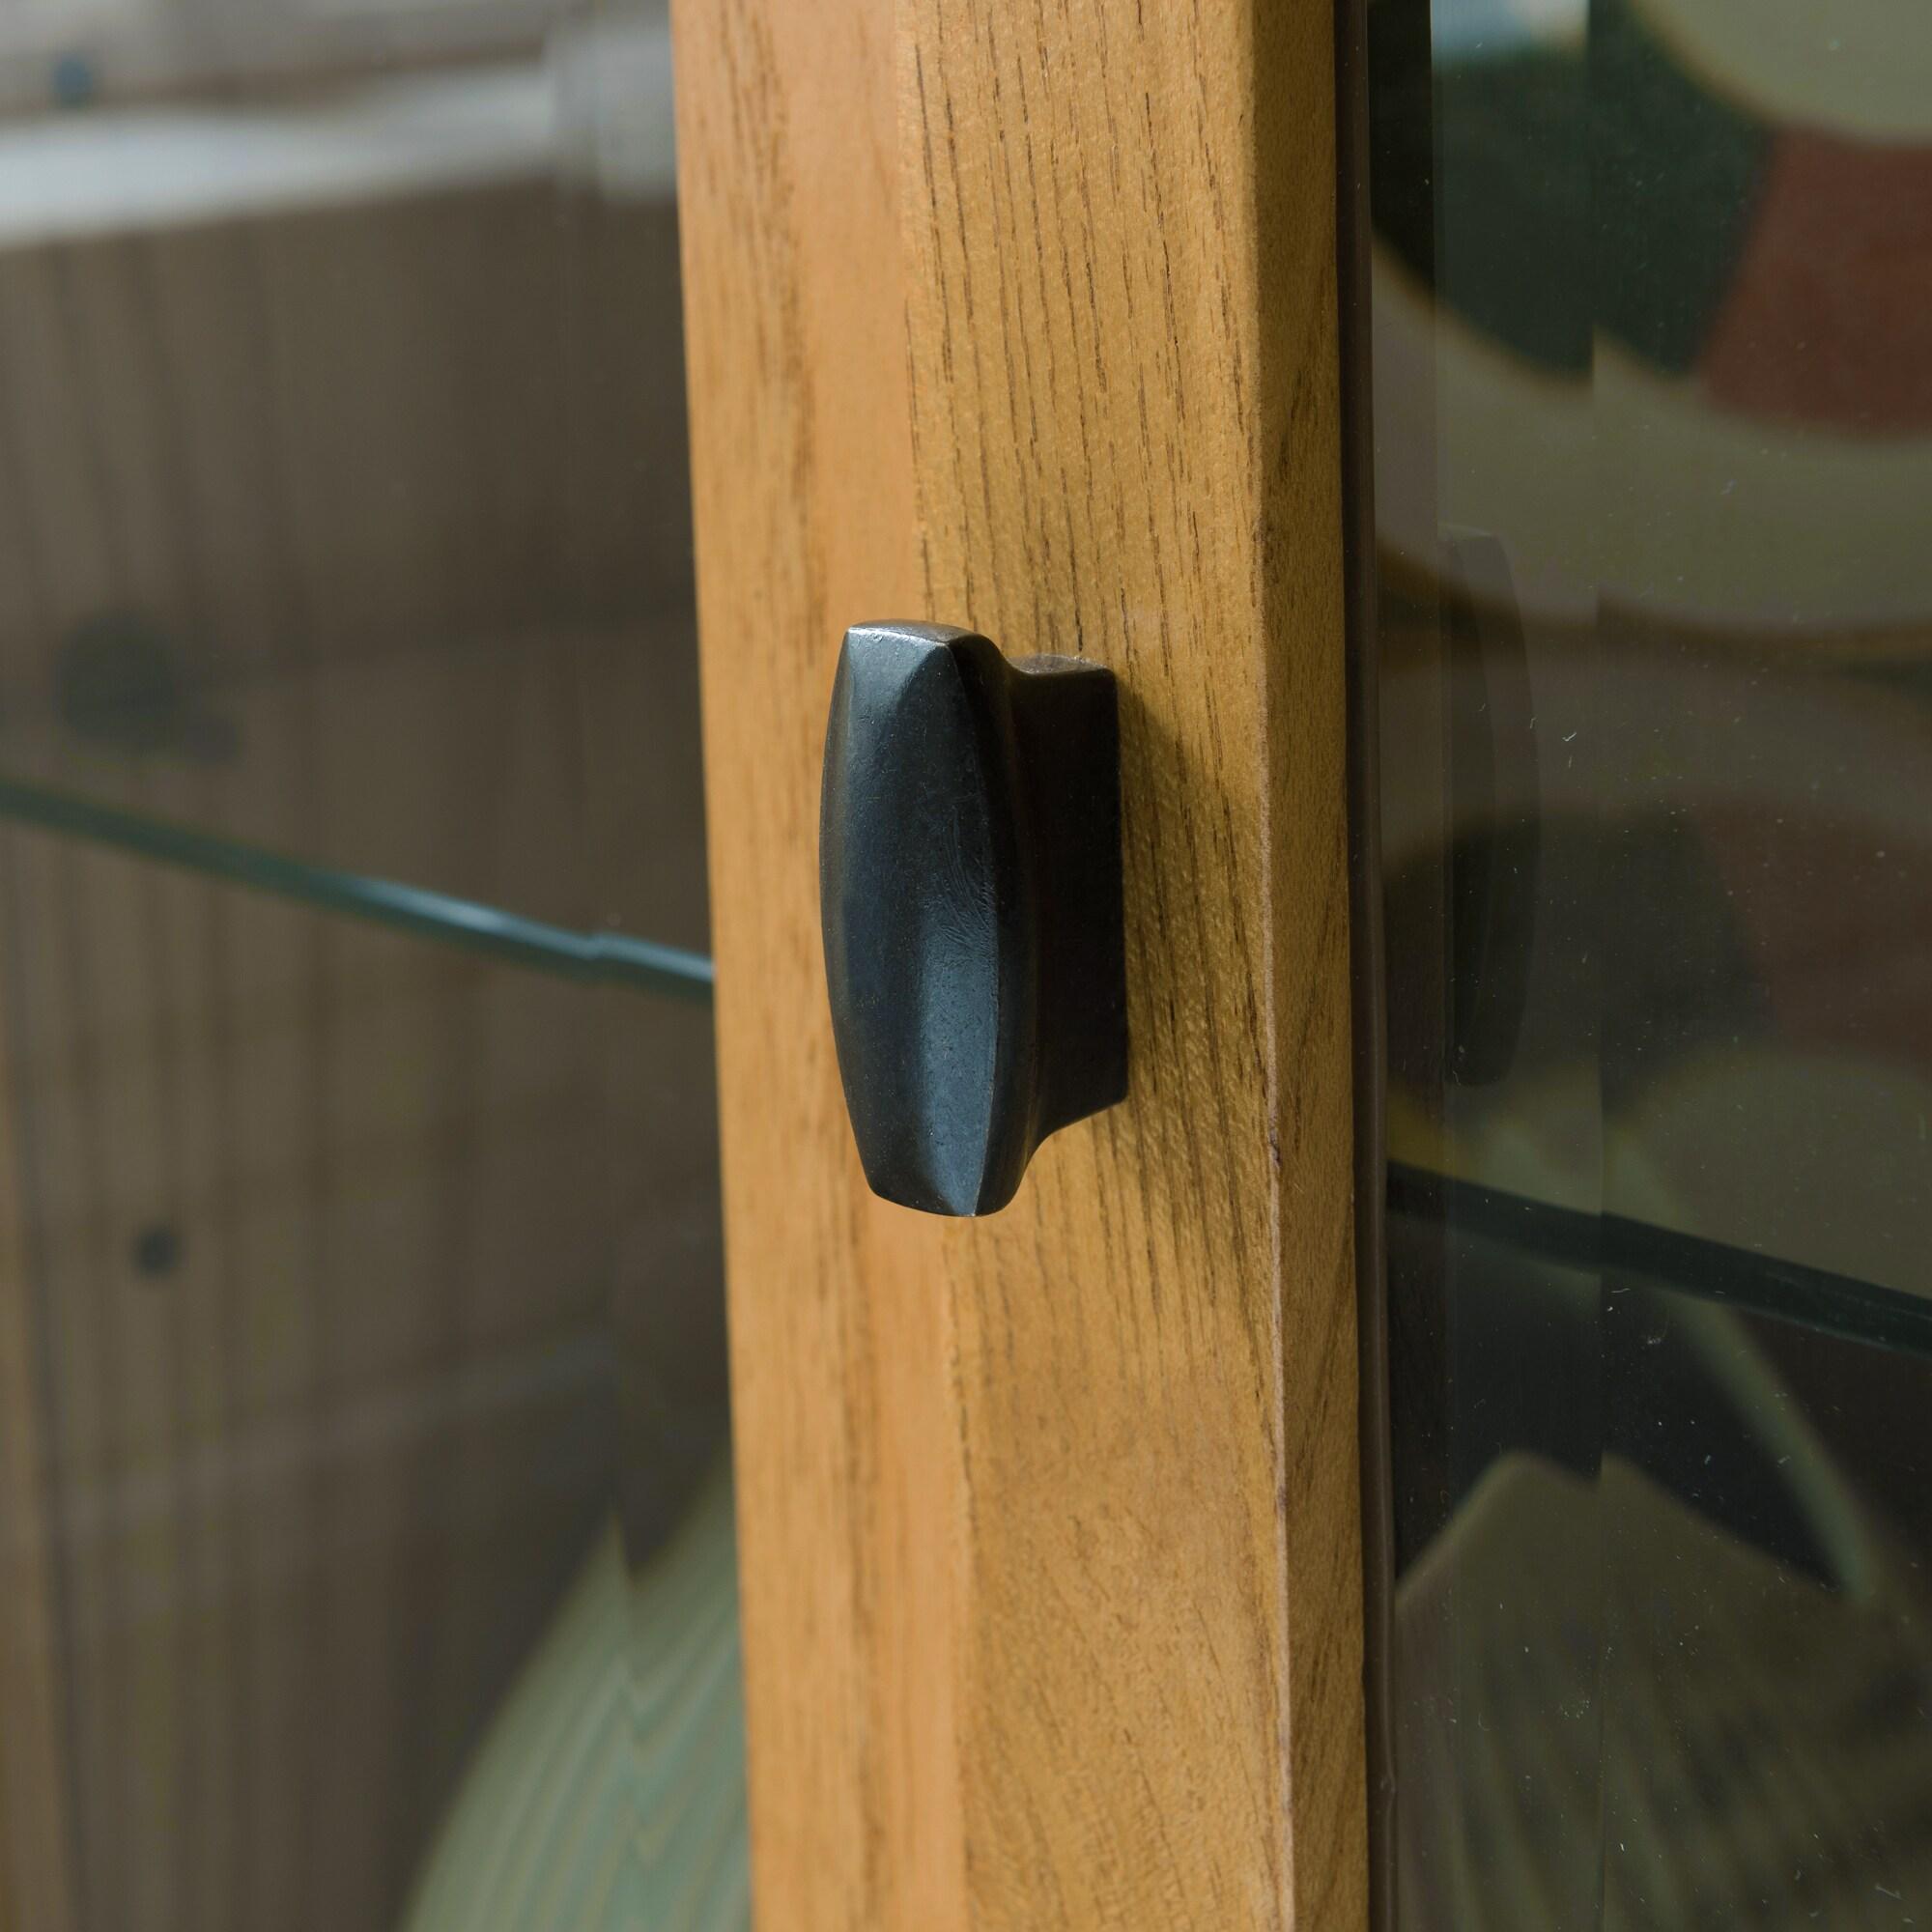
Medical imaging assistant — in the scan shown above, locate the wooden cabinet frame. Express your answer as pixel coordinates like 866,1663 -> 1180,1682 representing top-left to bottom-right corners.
673,0 -> 1369,1923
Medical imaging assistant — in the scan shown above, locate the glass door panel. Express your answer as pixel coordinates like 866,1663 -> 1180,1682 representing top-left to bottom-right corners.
0,6 -> 743,1928
1367,0 -> 1932,1920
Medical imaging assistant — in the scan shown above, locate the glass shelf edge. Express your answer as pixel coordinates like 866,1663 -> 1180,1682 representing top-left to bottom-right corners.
1387,1159 -> 1932,1363
0,775 -> 716,1006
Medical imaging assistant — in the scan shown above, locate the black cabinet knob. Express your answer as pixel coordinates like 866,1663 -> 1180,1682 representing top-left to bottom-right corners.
819,622 -> 1128,1216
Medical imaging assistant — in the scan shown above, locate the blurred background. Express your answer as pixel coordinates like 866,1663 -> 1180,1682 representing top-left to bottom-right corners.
0,3 -> 745,1927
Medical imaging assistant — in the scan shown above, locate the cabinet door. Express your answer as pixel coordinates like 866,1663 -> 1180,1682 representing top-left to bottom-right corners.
671,3 -> 1370,1925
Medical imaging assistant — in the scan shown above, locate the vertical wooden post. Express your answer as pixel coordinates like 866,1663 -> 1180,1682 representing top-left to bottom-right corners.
674,0 -> 1365,1920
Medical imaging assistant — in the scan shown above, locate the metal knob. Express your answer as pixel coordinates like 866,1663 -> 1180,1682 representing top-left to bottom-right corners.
819,622 -> 1128,1216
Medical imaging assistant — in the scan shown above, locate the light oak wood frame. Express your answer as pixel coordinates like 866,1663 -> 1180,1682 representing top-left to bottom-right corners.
673,0 -> 1367,1922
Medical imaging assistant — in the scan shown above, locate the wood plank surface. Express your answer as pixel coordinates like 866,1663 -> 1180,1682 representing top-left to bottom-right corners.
674,0 -> 1366,1924
670,2 -> 954,1922
0,983 -> 73,1932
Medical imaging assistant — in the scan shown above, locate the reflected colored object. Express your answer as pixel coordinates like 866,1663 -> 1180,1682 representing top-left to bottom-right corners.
1396,1454 -> 1932,1928
1367,0 -> 1932,1919
1369,0 -> 1932,629
403,1470 -> 748,1932
1370,0 -> 1769,379
1701,133 -> 1932,433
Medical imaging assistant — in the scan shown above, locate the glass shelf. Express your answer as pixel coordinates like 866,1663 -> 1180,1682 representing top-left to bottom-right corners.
1388,1161 -> 1932,1364
0,772 -> 713,1003
0,622 -> 715,1002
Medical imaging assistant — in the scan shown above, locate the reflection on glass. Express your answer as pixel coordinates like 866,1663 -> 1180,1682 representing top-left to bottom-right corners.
0,5 -> 744,1929
1370,0 -> 1932,1920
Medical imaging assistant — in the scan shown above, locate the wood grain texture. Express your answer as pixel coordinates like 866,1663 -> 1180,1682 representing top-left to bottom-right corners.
0,988 -> 73,1932
903,3 -> 1364,1922
675,0 -> 1365,1922
671,1 -> 957,1921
